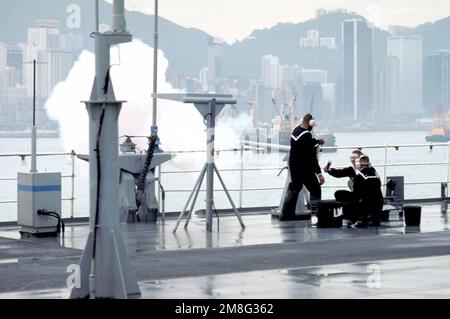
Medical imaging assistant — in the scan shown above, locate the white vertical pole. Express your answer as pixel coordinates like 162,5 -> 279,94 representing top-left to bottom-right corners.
447,142 -> 450,197
383,143 -> 388,196
30,127 -> 37,172
30,59 -> 37,173
70,0 -> 137,299
112,0 -> 126,32
151,0 -> 159,135
95,0 -> 99,32
70,150 -> 75,219
205,100 -> 216,232
239,145 -> 244,208
157,166 -> 163,222
353,20 -> 358,122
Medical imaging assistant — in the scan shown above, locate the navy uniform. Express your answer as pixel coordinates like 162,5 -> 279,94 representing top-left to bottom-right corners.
280,125 -> 322,219
327,166 -> 357,202
353,166 -> 384,225
288,125 -> 322,198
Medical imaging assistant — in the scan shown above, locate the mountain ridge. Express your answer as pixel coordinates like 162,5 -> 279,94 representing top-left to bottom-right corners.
1,1 -> 449,81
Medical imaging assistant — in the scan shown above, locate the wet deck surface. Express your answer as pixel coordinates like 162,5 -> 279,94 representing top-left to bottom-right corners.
0,205 -> 449,298
2,255 -> 450,299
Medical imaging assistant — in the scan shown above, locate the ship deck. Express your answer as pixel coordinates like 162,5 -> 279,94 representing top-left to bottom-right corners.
0,204 -> 449,299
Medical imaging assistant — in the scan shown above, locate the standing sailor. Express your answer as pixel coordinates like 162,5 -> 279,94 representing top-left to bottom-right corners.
280,114 -> 324,220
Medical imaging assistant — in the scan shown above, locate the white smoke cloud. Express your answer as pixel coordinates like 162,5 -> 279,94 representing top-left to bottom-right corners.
45,40 -> 252,166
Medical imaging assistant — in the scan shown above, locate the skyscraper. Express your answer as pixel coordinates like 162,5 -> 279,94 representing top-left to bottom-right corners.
207,37 -> 223,80
0,43 -> 7,99
47,49 -> 73,90
255,84 -> 273,124
423,51 -> 450,115
301,69 -> 328,84
342,19 -> 373,121
6,45 -> 24,88
261,55 -> 281,88
25,20 -> 60,97
373,56 -> 400,118
24,20 -> 74,98
387,36 -> 423,115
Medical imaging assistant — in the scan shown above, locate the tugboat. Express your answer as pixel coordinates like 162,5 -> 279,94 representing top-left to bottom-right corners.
425,109 -> 450,142
273,95 -> 337,152
240,95 -> 337,152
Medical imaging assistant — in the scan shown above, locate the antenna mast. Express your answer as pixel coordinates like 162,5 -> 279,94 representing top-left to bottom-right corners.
151,0 -> 159,139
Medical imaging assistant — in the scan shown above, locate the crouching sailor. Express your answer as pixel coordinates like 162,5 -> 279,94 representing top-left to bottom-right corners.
280,113 -> 324,220
351,155 -> 384,228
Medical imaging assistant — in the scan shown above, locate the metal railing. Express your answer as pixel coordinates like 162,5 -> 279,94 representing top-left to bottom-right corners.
155,141 -> 450,209
1,142 -> 449,222
0,150 -> 77,218
239,140 -> 450,194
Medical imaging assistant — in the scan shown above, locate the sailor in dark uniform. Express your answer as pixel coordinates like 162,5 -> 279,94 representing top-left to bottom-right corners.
352,155 -> 384,227
324,149 -> 363,202
280,114 -> 324,220
332,155 -> 383,227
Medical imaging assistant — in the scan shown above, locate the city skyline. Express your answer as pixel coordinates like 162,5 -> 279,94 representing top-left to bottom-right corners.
1,2 -> 449,133
108,0 -> 450,43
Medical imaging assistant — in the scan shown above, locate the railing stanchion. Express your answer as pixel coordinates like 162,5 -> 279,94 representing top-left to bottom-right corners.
383,143 -> 388,196
239,145 -> 244,208
70,150 -> 75,219
157,166 -> 164,223
447,142 -> 450,197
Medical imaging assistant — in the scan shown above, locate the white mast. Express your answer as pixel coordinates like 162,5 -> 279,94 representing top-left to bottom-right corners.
70,0 -> 140,299
151,0 -> 159,140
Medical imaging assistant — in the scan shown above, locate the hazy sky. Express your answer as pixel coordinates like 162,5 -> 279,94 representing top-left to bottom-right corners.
109,0 -> 450,43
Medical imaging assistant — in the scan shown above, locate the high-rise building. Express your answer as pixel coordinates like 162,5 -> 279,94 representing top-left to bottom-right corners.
319,37 -> 336,49
303,83 -> 324,118
0,43 -> 7,99
374,56 -> 400,118
423,51 -> 450,115
165,67 -> 185,89
47,49 -> 73,90
342,19 -> 373,121
281,65 -> 302,83
24,20 -> 73,98
184,77 -> 202,93
321,82 -> 336,118
24,20 -> 60,97
387,35 -> 423,115
60,33 -> 83,53
300,30 -> 336,49
301,69 -> 328,84
255,84 -> 274,124
207,37 -> 223,80
261,55 -> 281,88
299,30 -> 320,48
199,67 -> 210,91
5,45 -> 25,88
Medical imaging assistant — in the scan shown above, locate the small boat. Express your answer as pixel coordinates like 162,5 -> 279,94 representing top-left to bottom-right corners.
317,130 -> 337,153
425,109 -> 450,142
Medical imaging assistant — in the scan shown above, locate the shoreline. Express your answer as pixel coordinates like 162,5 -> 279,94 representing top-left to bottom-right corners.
0,132 -> 60,138
0,127 -> 429,139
